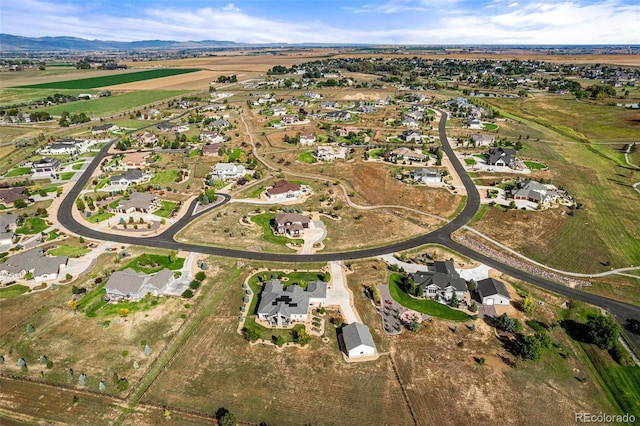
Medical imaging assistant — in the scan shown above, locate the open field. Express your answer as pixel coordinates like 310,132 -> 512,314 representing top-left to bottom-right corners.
15,69 -> 200,90
35,90 -> 187,117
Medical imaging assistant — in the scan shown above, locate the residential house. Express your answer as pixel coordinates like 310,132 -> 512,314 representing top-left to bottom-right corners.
411,167 -> 442,184
113,192 -> 158,213
0,248 -> 68,283
0,187 -> 28,206
146,108 -> 162,119
513,180 -> 562,205
31,158 -> 61,174
199,131 -> 224,144
355,105 -> 377,114
406,109 -> 423,120
202,143 -> 221,157
274,213 -> 310,237
487,147 -> 517,167
122,152 -> 150,169
136,131 -> 158,146
411,261 -> 467,302
325,111 -> 351,121
468,118 -> 483,130
109,168 -> 147,186
92,123 -> 118,135
336,127 -> 360,137
280,114 -> 299,125
212,163 -> 246,181
303,91 -> 321,99
203,103 -> 227,111
471,134 -> 495,147
341,322 -> 376,358
156,122 -> 189,133
315,146 -> 338,161
266,180 -> 304,200
256,278 -> 327,327
476,278 -> 511,306
388,147 -> 427,162
210,119 -> 230,130
40,138 -> 89,155
105,268 -> 175,300
401,130 -> 423,143
0,214 -> 18,245
401,117 -> 420,128
299,132 -> 316,146
272,106 -> 287,116
320,101 -> 340,109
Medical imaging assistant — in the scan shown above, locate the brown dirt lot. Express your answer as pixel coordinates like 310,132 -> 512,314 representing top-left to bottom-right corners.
107,70 -> 232,91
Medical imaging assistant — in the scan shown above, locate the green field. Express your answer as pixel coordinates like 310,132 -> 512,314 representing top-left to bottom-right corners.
15,69 -> 199,89
0,284 -> 31,298
119,253 -> 184,274
86,211 -> 114,223
4,167 -> 32,177
247,270 -> 330,289
298,151 -> 317,163
482,123 -> 498,131
388,274 -> 471,321
16,217 -> 48,234
250,213 -> 303,246
47,244 -> 90,257
523,160 -> 547,169
152,201 -> 177,217
149,170 -> 178,185
34,90 -> 186,117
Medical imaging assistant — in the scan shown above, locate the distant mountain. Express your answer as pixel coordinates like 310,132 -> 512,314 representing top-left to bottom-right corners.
0,34 -> 245,51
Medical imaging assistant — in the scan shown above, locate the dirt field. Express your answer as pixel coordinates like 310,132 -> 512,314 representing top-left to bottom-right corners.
108,70 -> 237,91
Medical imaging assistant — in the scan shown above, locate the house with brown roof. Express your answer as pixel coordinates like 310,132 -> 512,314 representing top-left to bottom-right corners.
274,213 -> 310,237
299,132 -> 316,146
266,180 -> 304,200
122,152 -> 150,168
0,187 -> 28,206
387,147 -> 427,162
202,143 -> 221,157
136,131 -> 158,146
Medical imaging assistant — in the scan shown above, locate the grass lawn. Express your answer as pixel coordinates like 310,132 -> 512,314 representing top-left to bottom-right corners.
152,201 -> 177,217
47,244 -> 90,257
119,253 -> 185,274
108,198 -> 123,209
16,69 -> 199,89
46,230 -> 59,240
96,178 -> 110,189
388,273 -> 470,321
59,172 -> 75,180
483,123 -> 498,131
72,163 -> 84,170
523,160 -> 547,169
16,217 -> 48,234
250,213 -> 303,246
247,270 -> 330,289
245,185 -> 265,198
34,91 -> 187,117
368,148 -> 382,159
228,149 -> 246,161
464,158 -> 477,165
86,211 -> 114,223
298,151 -> 317,164
4,167 -> 32,177
149,170 -> 178,185
0,284 -> 31,298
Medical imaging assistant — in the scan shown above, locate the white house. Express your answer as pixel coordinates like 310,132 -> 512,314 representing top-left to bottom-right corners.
341,322 -> 376,358
200,131 -> 224,144
476,278 -> 511,306
468,118 -> 483,130
0,249 -> 67,284
411,168 -> 442,184
92,123 -> 119,135
212,163 -> 246,181
299,132 -> 316,146
109,169 -> 148,186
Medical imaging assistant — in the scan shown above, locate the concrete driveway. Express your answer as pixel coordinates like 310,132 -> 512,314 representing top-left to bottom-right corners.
326,261 -> 358,323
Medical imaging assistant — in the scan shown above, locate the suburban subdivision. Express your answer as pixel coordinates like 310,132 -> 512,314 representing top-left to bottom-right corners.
0,25 -> 639,426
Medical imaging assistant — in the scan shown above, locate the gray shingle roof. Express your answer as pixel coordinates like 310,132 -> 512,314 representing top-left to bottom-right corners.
477,278 -> 510,300
342,322 -> 375,352
0,248 -> 67,276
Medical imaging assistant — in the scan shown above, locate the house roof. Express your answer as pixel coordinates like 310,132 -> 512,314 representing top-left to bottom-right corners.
0,214 -> 18,230
274,213 -> 310,226
412,168 -> 440,178
0,187 -> 27,204
203,143 -> 221,154
257,280 -> 311,318
118,192 -> 156,211
487,147 -> 516,165
411,261 -> 465,292
106,267 -> 172,297
306,280 -> 327,299
93,123 -> 116,131
32,158 -> 61,169
0,248 -> 67,276
342,322 -> 375,351
267,180 -> 301,196
111,168 -> 144,183
477,278 -> 510,300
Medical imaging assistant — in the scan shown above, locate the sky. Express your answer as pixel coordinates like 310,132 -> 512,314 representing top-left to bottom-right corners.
1,0 -> 639,45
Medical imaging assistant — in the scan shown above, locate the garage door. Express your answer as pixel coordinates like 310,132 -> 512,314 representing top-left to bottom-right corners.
485,298 -> 494,305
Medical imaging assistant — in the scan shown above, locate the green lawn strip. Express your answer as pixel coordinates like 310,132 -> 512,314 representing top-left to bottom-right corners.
34,90 -> 187,117
523,161 -> 546,170
46,230 -> 59,240
92,294 -> 164,319
118,253 -> 184,274
47,244 -> 90,257
0,284 -> 31,298
243,318 -> 305,343
4,167 -> 32,177
149,170 -> 178,185
298,151 -> 317,164
120,265 -> 243,418
60,172 -> 75,180
250,213 -> 303,246
16,217 -> 48,234
388,273 -> 470,321
152,201 -> 177,217
77,283 -> 107,313
86,212 -> 114,223
246,185 -> 265,198
247,270 -> 330,289
108,198 -> 123,209
482,123 -> 498,131
96,178 -> 110,189
368,149 -> 382,159
16,69 -> 200,89
464,158 -> 476,165
72,163 -> 84,170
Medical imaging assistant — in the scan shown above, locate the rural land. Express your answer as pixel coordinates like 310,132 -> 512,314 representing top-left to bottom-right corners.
0,38 -> 639,426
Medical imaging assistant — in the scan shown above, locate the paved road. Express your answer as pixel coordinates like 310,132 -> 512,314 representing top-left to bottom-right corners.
56,111 -> 640,351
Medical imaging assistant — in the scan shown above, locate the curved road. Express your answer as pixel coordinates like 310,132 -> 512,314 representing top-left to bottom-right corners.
57,112 -> 640,350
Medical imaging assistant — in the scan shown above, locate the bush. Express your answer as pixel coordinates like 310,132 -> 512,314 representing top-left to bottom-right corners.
195,271 -> 206,281
586,314 -> 619,350
189,280 -> 201,290
242,327 -> 260,342
521,296 -> 536,314
182,289 -> 194,298
495,313 -> 521,333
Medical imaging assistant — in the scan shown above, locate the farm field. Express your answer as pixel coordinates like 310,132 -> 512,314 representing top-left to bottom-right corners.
15,68 -> 200,89
34,90 -> 187,117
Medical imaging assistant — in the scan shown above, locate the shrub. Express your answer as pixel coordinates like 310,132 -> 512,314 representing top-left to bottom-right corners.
189,280 -> 201,290
182,289 -> 194,298
26,324 -> 35,333
195,271 -> 206,281
242,327 -> 260,342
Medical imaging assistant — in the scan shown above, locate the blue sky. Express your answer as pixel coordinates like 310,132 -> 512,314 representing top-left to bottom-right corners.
2,0 -> 639,44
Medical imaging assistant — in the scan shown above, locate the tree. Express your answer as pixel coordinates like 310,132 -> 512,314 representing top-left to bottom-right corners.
242,327 -> 260,342
408,319 -> 421,332
294,328 -> 311,346
13,199 -> 27,209
521,296 -> 536,314
26,324 -> 35,333
518,334 -> 543,361
450,293 -> 460,308
195,271 -> 206,281
76,198 -> 85,211
586,315 -> 619,350
216,408 -> 237,426
467,280 -> 476,292
181,289 -> 194,298
274,335 -> 285,347
495,313 -> 521,333
78,373 -> 88,386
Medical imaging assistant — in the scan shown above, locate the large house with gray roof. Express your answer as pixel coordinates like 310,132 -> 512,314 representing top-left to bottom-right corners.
112,192 -> 158,213
0,214 -> 18,246
31,158 -> 61,175
487,147 -> 517,167
0,248 -> 68,283
105,268 -> 175,300
109,168 -> 148,186
341,322 -> 376,358
411,260 -> 467,302
256,279 -> 327,327
513,180 -> 563,205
